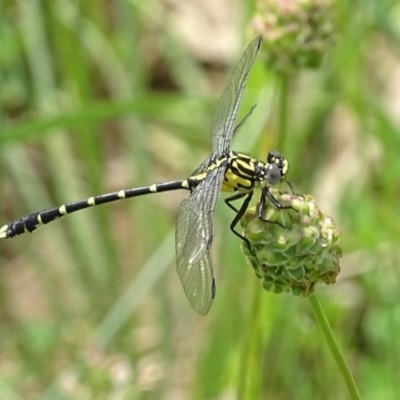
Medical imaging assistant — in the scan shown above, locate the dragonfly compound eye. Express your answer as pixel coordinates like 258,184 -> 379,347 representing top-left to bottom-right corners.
266,163 -> 281,185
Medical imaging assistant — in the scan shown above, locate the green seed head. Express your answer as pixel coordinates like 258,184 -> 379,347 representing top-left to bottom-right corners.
241,189 -> 341,296
249,0 -> 337,73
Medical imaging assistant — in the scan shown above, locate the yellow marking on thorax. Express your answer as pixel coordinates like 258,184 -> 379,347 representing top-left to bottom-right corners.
87,197 -> 95,206
222,155 -> 258,193
189,154 -> 263,193
118,190 -> 126,198
222,171 -> 252,192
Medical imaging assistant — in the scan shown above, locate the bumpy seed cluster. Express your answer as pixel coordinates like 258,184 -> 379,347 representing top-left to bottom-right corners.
241,189 -> 341,296
249,0 -> 337,73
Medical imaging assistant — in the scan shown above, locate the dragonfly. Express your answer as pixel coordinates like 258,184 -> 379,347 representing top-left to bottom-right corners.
0,35 -> 291,315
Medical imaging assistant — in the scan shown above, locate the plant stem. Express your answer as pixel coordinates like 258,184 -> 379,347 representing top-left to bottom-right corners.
277,73 -> 289,151
237,281 -> 262,400
309,295 -> 362,400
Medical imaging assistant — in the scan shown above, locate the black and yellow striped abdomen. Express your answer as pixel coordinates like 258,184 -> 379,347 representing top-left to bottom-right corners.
0,180 -> 191,239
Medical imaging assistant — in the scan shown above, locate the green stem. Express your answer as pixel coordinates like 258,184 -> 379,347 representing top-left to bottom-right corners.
237,281 -> 262,400
276,73 -> 289,151
309,295 -> 362,400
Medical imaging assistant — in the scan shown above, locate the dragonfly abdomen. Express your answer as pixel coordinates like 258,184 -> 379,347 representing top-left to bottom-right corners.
0,180 -> 190,239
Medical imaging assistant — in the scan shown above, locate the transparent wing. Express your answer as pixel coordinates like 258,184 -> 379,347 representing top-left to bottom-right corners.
189,155 -> 213,177
175,167 -> 225,315
175,239 -> 215,315
210,35 -> 262,156
232,104 -> 257,139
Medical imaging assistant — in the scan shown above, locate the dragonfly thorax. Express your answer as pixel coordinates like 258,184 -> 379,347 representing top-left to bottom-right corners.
220,150 -> 289,194
187,150 -> 289,195
217,151 -> 287,193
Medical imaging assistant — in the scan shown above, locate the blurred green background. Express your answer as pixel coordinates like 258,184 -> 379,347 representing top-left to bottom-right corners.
1,0 -> 400,399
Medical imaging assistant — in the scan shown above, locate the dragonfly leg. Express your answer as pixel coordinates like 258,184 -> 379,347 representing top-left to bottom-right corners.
225,192 -> 247,213
257,188 -> 292,229
284,178 -> 303,198
225,192 -> 255,254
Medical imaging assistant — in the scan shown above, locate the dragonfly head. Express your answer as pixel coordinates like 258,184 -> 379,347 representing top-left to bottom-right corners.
265,151 -> 289,185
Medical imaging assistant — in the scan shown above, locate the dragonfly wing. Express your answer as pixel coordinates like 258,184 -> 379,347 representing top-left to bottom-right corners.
189,155 -> 213,177
210,36 -> 262,156
175,168 -> 225,314
176,239 -> 216,315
